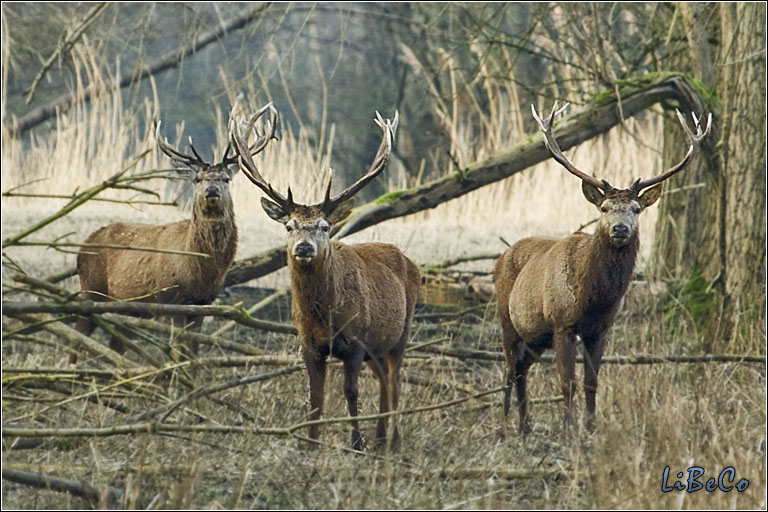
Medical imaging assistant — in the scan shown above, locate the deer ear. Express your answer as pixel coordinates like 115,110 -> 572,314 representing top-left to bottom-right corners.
326,198 -> 355,225
639,184 -> 662,208
582,181 -> 605,208
261,197 -> 289,224
225,163 -> 240,179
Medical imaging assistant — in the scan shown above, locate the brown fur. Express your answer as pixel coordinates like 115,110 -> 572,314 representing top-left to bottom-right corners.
290,236 -> 420,450
495,185 -> 657,435
75,165 -> 238,361
236,108 -> 413,449
265,203 -> 420,450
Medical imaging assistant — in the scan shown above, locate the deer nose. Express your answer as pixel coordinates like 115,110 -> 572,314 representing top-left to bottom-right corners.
205,186 -> 220,198
294,242 -> 316,258
612,224 -> 630,238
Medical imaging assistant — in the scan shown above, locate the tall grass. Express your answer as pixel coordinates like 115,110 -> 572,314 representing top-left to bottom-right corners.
2,33 -> 670,285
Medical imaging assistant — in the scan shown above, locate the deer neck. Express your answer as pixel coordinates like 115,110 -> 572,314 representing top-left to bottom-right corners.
187,205 -> 238,269
288,245 -> 336,330
582,227 -> 639,310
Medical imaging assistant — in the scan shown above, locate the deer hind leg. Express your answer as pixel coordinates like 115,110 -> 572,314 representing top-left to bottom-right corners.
168,314 -> 201,361
583,332 -> 607,433
365,355 -> 391,449
500,324 -> 522,425
302,345 -> 327,449
514,340 -> 547,436
342,346 -> 367,451
384,350 -> 404,449
554,326 -> 577,437
70,316 -> 97,364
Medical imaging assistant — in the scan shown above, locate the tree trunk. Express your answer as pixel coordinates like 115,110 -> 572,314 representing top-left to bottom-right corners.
651,3 -> 766,346
718,3 -> 767,345
652,3 -> 723,286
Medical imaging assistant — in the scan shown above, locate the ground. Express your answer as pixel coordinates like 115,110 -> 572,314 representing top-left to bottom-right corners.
1,204 -> 765,509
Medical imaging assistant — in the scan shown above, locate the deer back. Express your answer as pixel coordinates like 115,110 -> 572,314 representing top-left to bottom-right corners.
77,214 -> 237,304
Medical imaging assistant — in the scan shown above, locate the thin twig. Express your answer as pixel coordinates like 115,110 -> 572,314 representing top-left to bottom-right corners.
2,150 -> 151,248
22,3 -> 110,104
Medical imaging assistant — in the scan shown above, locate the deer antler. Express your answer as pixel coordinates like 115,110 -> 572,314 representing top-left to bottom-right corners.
155,115 -> 262,171
631,110 -> 712,192
229,102 -> 291,210
318,111 -> 399,214
531,102 -> 612,191
155,121 -> 210,170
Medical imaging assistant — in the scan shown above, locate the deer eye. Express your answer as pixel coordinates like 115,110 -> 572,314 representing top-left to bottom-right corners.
285,224 -> 293,233
194,176 -> 202,184
321,224 -> 329,232
600,205 -> 608,213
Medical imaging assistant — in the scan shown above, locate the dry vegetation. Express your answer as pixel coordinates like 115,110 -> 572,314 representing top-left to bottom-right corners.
2,39 -> 765,510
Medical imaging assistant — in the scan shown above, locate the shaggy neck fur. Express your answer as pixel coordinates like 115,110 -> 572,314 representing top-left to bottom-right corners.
288,245 -> 337,336
189,201 -> 238,272
583,224 -> 639,313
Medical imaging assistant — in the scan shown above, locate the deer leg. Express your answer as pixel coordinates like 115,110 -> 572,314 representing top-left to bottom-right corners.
342,347 -> 367,451
70,316 -> 97,364
501,328 -> 518,422
185,315 -> 203,358
583,332 -> 607,433
302,345 -> 327,448
515,341 -> 546,435
554,327 -> 577,436
167,314 -> 202,361
366,355 -> 391,449
385,352 -> 404,449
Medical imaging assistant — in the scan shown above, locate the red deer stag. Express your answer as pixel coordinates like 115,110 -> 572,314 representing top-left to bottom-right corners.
75,103 -> 277,361
495,103 -> 711,435
230,108 -> 420,451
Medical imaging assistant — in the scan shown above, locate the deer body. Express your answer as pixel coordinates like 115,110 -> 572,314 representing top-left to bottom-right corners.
78,215 -> 237,306
231,108 -> 418,450
291,241 -> 418,353
75,104 -> 276,361
290,238 -> 420,449
497,103 -> 711,435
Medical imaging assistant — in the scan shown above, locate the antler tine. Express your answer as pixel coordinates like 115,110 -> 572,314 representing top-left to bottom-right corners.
187,137 -> 207,163
154,120 -> 207,168
632,110 -> 712,192
229,103 -> 290,209
319,110 -> 399,214
531,102 -> 608,191
221,101 -> 277,166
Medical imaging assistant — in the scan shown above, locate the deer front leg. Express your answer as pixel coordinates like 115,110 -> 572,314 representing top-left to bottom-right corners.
500,327 -> 519,426
583,332 -> 607,433
302,345 -> 327,448
554,326 -> 577,437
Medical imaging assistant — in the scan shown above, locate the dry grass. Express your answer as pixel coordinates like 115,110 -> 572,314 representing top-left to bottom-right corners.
2,294 -> 765,509
3,39 -> 765,510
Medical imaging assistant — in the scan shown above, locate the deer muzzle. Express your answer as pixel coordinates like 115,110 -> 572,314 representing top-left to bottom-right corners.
205,186 -> 221,200
292,241 -> 317,263
610,224 -> 631,246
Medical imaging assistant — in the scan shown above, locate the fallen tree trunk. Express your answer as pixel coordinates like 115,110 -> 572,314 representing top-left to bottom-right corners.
411,343 -> 766,365
2,467 -> 122,507
2,301 -> 298,335
225,73 -> 711,286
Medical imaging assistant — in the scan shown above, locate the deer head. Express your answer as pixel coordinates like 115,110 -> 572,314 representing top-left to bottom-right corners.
532,102 -> 711,247
230,107 -> 398,266
154,103 -> 277,220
